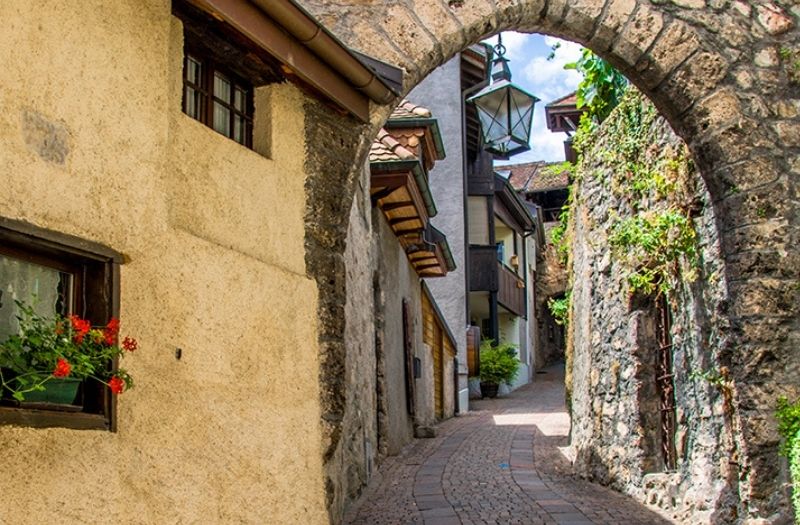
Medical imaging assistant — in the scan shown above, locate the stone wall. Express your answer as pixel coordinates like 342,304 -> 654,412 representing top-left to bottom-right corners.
534,223 -> 569,370
568,91 -> 780,522
336,166 -> 379,509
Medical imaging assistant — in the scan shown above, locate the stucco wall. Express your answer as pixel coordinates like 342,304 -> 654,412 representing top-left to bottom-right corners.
0,2 -> 327,523
407,56 -> 470,413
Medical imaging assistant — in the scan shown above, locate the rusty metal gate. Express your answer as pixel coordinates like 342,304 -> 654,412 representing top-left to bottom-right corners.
655,295 -> 677,470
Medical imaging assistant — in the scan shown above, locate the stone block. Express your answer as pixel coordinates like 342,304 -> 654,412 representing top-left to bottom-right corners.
415,426 -> 438,438
611,5 -> 664,68
591,0 -> 636,51
654,52 -> 729,115
636,20 -> 701,89
561,0 -> 606,42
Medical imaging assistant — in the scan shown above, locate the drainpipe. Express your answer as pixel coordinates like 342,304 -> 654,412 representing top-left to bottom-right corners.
258,0 -> 397,104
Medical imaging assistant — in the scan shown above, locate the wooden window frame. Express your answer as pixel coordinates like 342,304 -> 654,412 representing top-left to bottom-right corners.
182,48 -> 254,148
0,218 -> 123,431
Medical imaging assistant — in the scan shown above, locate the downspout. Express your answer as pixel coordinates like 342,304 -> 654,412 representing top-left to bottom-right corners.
259,0 -> 397,104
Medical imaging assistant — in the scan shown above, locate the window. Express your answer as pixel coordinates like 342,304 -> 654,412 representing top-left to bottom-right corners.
0,218 -> 122,431
182,53 -> 254,147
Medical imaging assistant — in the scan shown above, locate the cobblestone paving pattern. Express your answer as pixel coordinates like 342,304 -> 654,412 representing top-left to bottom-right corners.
344,364 -> 673,525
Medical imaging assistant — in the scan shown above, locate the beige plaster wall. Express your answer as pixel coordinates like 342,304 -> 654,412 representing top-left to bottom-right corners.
0,1 -> 327,523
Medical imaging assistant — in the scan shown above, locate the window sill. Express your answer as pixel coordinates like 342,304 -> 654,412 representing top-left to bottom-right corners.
0,406 -> 109,431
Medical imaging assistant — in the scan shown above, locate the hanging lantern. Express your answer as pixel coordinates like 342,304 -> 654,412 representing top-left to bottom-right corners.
467,35 -> 540,159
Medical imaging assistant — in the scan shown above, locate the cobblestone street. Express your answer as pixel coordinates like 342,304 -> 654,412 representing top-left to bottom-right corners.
344,365 -> 672,525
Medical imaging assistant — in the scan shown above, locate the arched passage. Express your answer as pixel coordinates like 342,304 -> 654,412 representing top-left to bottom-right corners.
301,1 -> 799,522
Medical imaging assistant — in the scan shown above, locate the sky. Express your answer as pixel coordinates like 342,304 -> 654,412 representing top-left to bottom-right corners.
482,33 -> 583,165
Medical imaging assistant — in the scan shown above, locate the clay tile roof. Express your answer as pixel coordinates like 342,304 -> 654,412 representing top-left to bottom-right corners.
369,128 -> 419,163
390,99 -> 433,120
504,161 -> 570,193
546,91 -> 578,108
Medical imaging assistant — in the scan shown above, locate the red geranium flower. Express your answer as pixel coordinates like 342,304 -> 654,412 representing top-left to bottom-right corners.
108,376 -> 124,395
122,336 -> 138,352
53,358 -> 71,378
103,318 -> 120,346
69,315 -> 91,344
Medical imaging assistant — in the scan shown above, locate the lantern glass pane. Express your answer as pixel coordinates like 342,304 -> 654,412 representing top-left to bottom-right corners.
509,87 -> 535,143
474,88 -> 510,145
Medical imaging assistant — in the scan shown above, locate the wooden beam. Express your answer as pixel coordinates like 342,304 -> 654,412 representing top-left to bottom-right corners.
185,0 -> 370,121
381,201 -> 415,212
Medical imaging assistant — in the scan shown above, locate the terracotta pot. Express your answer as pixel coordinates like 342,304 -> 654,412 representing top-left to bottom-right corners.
480,382 -> 499,399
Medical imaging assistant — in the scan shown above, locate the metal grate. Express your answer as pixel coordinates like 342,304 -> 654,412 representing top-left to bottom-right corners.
655,295 -> 677,471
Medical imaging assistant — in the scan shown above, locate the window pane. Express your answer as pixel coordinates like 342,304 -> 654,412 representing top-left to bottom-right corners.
185,86 -> 200,119
0,254 -> 73,342
213,102 -> 231,136
214,73 -> 231,102
234,88 -> 245,111
186,56 -> 201,84
233,114 -> 244,144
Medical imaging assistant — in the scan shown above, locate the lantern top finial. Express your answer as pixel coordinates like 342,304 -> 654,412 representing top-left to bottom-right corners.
491,34 -> 512,83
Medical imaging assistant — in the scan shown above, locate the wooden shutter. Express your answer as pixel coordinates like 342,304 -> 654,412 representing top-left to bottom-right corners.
467,325 -> 481,377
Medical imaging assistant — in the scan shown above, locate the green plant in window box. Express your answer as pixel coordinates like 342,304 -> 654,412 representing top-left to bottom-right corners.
0,301 -> 137,404
478,339 -> 520,399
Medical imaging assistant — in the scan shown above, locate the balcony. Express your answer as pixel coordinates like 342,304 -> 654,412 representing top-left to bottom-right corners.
497,263 -> 525,317
468,246 -> 526,317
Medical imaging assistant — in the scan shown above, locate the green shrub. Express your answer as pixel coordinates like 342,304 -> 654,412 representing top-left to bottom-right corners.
776,397 -> 800,523
479,340 -> 519,386
548,293 -> 571,326
791,429 -> 800,524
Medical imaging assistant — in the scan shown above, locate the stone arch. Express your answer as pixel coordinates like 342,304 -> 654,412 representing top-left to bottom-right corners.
302,1 -> 799,521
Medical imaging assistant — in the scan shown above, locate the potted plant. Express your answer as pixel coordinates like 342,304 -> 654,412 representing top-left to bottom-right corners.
0,301 -> 137,405
479,339 -> 520,398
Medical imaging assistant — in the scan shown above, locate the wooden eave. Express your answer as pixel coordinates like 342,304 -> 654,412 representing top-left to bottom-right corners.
545,105 -> 584,133
181,0 -> 400,122
370,168 -> 429,241
494,174 -> 535,232
371,159 -> 436,216
403,224 -> 456,278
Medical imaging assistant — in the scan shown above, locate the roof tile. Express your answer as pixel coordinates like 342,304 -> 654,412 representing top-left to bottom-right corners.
369,128 -> 419,163
390,99 -> 433,120
503,160 -> 570,193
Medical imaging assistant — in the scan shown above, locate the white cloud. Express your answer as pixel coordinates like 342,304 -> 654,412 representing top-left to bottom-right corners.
521,37 -> 582,105
483,32 -> 531,62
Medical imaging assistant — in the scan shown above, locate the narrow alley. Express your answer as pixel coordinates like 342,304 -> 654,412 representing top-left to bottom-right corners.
344,365 -> 671,525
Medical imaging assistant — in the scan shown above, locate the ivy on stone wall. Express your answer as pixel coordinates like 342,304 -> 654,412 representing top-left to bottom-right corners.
582,91 -> 700,295
547,292 -> 571,327
776,397 -> 800,523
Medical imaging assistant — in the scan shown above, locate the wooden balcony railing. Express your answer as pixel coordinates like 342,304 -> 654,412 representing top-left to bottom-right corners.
497,262 -> 525,317
469,245 -> 526,318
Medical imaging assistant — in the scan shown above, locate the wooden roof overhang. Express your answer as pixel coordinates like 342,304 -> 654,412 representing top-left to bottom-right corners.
404,223 -> 456,278
494,173 -> 535,232
180,0 -> 401,122
383,120 -> 446,171
461,44 -> 492,160
370,160 -> 437,244
545,93 -> 585,134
